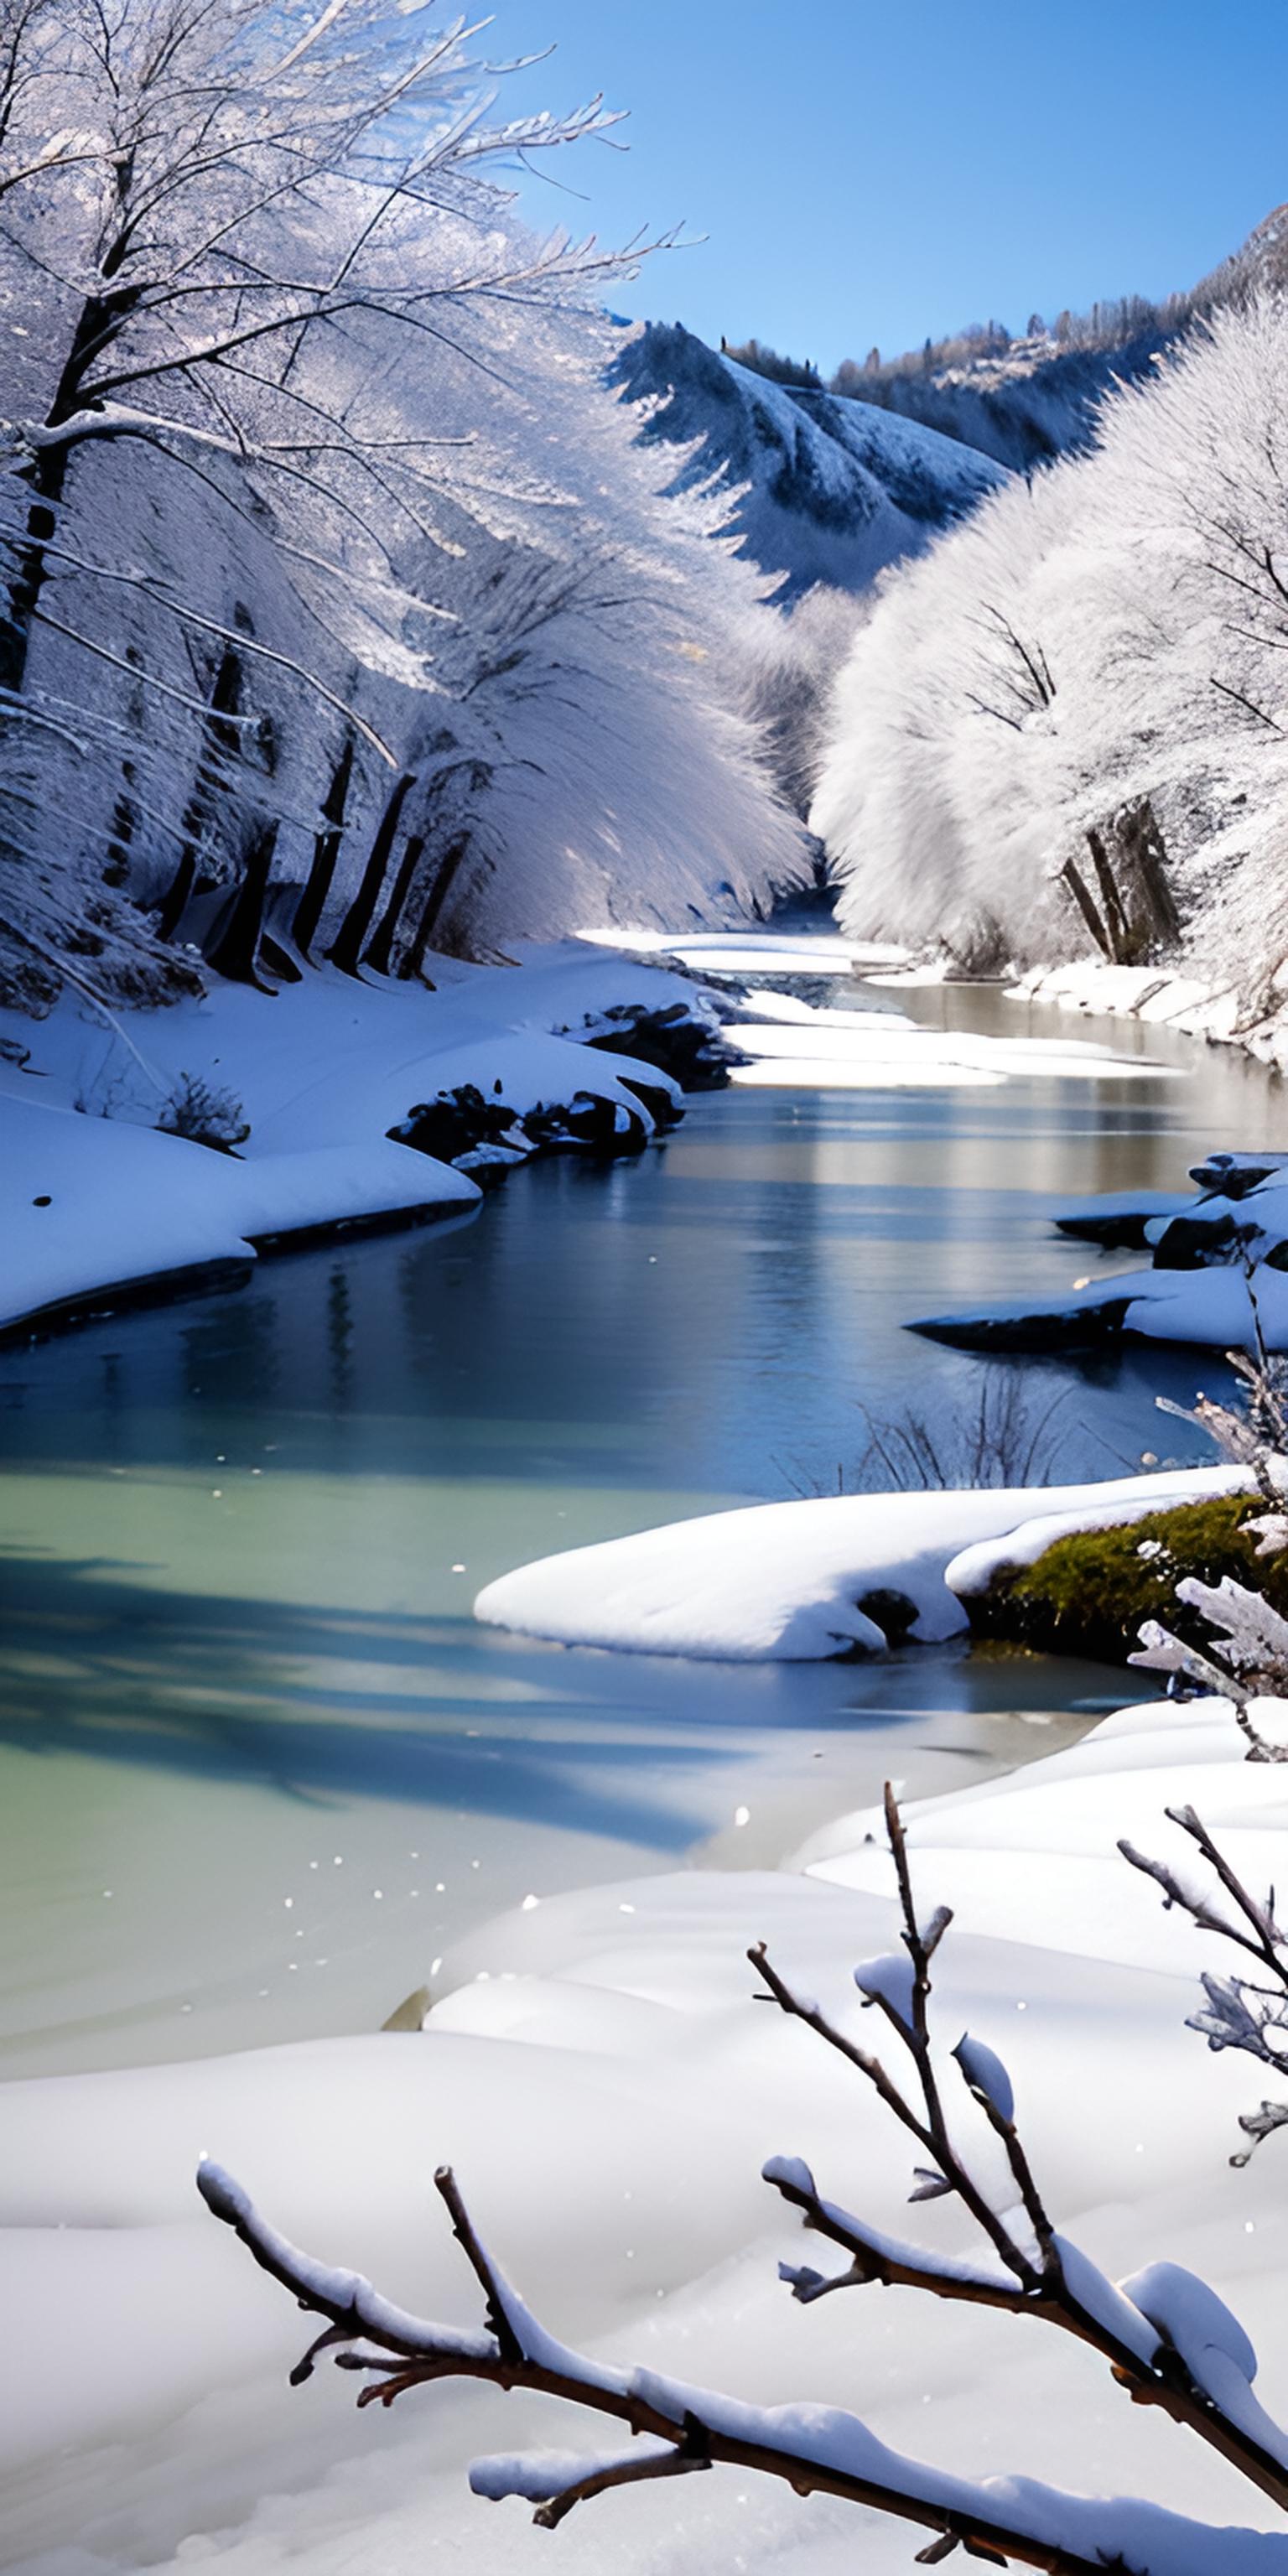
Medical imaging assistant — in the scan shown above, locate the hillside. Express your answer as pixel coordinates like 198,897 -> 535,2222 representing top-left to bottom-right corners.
846,325 -> 1174,470
612,319 -> 1007,598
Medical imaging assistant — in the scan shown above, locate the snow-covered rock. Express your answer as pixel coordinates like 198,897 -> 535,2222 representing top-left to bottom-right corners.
917,1150 -> 1288,1353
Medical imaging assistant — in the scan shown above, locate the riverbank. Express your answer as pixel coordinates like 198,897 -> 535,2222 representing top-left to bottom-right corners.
1010,957 -> 1288,1073
0,947 -> 704,1342
869,948 -> 1288,1075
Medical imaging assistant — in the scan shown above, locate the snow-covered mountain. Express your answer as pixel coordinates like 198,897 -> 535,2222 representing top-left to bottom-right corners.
850,327 -> 1173,471
826,205 -> 1288,473
612,320 -> 1008,599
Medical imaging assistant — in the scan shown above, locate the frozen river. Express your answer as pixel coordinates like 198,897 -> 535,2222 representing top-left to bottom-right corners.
1,964 -> 1283,2076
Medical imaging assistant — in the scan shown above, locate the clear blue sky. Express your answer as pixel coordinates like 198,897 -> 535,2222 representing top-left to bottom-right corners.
483,0 -> 1288,373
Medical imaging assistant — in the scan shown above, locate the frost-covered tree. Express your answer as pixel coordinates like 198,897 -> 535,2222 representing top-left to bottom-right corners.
813,294 -> 1288,1000
0,0 -> 806,1005
200,1784 -> 1288,2573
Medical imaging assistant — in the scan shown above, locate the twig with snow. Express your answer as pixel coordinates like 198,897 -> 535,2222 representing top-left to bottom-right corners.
1122,1801 -> 1288,2166
198,2158 -> 1277,2571
755,1784 -> 1288,2506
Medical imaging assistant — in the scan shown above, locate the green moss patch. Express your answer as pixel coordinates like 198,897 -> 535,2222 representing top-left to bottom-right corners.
967,1494 -> 1288,1667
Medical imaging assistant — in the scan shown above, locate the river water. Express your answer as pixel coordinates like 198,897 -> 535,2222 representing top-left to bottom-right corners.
1,971 -> 1283,2078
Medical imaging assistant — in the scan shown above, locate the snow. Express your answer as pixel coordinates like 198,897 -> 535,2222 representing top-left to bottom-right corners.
470,2441 -> 673,2503
0,945 -> 712,1337
853,1953 -> 917,2028
9,1692 -> 1288,2572
907,1135 -> 1288,1349
1011,960 -> 1288,1075
952,2032 -> 1015,2127
574,927 -> 905,974
474,1467 -> 1248,1661
0,1093 -> 479,1332
726,1013 -> 1169,1088
919,1258 -> 1288,1354
1121,2260 -> 1259,2386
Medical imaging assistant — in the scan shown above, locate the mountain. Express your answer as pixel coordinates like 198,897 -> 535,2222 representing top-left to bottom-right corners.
845,326 -> 1175,471
818,205 -> 1288,475
611,320 -> 1007,600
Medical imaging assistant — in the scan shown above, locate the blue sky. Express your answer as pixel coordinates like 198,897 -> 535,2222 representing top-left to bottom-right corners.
484,1 -> 1288,373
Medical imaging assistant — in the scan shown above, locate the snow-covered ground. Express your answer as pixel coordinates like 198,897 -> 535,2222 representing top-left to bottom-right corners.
474,1468 -> 1247,1659
6,1690 -> 1288,2573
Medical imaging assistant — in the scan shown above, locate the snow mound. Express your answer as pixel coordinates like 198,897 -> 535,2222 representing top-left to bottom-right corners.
0,1095 -> 478,1334
474,1468 -> 1247,1662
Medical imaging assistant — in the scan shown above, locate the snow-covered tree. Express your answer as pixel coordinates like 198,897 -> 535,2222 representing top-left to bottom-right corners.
813,294 -> 1288,1002
0,0 -> 807,1005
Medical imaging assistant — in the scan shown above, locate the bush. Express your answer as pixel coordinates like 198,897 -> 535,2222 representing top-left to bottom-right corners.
156,1072 -> 250,1152
969,1493 -> 1288,1664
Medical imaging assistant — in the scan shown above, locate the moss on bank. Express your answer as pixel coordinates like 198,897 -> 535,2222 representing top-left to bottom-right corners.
967,1494 -> 1288,1666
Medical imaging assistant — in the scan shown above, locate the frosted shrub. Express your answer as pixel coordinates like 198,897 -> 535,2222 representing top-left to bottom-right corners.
155,1073 -> 250,1155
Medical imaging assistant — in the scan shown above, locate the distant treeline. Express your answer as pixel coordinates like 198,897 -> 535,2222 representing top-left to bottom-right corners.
723,262 -> 1264,402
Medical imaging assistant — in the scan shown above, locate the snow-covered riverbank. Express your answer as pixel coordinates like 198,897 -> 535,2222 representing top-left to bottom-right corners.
0,948 -> 699,1339
1,933 -> 1181,1343
5,1689 -> 1287,2573
1009,958 -> 1288,1070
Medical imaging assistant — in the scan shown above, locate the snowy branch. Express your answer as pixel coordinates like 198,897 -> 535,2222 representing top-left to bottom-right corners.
1121,1801 -> 1288,2166
196,2158 -> 1276,2572
199,1786 -> 1288,2566
753,1784 -> 1288,2507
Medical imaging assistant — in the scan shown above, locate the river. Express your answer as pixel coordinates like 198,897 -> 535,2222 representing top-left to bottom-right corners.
1,965 -> 1282,2079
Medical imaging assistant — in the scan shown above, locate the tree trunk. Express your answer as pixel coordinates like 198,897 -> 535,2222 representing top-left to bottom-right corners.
325,771 -> 413,977
405,829 -> 471,976
363,834 -> 423,977
292,735 -> 355,960
1059,856 -> 1112,958
156,645 -> 244,939
1078,800 -> 1180,965
203,818 -> 279,989
0,262 -> 144,697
